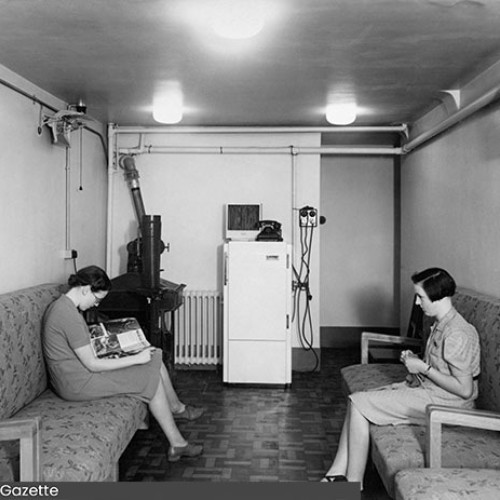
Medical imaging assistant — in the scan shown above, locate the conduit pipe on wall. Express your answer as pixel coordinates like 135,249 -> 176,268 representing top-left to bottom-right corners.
291,149 -> 298,276
106,125 -> 118,274
0,76 -> 108,156
64,147 -> 71,252
0,76 -> 58,112
115,83 -> 500,157
402,86 -> 500,154
114,125 -> 408,135
118,145 -> 402,156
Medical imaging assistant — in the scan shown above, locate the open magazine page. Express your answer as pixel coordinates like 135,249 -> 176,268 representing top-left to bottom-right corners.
89,317 -> 150,359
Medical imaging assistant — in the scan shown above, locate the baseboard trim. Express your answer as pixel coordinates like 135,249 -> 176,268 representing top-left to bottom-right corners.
292,347 -> 321,372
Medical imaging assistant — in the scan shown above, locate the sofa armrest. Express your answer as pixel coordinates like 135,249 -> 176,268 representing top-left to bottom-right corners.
426,404 -> 500,468
0,417 -> 41,481
361,331 -> 423,364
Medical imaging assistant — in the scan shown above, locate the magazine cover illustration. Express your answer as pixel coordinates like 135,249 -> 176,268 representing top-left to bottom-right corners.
89,317 -> 150,358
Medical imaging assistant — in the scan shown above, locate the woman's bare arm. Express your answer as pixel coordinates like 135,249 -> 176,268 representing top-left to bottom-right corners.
404,353 -> 474,399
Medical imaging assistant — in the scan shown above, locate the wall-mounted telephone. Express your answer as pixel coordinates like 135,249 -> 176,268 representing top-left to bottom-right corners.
256,220 -> 283,241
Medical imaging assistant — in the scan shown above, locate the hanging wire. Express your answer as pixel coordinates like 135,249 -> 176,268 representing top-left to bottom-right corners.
292,220 -> 319,372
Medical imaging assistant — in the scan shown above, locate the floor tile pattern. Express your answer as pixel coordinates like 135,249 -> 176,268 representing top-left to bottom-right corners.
119,348 -> 390,499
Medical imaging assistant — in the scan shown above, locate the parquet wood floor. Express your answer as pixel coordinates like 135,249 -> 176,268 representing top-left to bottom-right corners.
119,348 -> 390,499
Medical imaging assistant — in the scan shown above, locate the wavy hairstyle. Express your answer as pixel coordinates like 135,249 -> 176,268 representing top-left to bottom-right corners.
67,265 -> 112,293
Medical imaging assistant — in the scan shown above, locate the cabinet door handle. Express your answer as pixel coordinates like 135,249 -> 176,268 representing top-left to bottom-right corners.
224,253 -> 228,285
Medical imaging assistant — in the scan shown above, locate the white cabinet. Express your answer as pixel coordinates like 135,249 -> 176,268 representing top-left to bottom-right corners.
223,241 -> 292,384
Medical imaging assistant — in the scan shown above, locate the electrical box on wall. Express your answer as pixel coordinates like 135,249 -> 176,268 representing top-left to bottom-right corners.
60,249 -> 78,259
299,206 -> 318,227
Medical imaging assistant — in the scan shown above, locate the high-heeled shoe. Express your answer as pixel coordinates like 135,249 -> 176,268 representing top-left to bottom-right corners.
167,442 -> 203,462
173,405 -> 205,421
321,474 -> 347,482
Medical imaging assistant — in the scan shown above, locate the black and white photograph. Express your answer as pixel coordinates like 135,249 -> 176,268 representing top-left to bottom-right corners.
1,2 -> 500,499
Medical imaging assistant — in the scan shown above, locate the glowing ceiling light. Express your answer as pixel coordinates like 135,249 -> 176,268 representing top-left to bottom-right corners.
210,0 -> 265,39
325,103 -> 357,125
153,82 -> 184,124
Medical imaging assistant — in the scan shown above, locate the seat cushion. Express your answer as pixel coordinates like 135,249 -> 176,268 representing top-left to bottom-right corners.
369,424 -> 426,497
395,468 -> 500,500
370,423 -> 500,498
9,389 -> 148,481
341,363 -> 407,395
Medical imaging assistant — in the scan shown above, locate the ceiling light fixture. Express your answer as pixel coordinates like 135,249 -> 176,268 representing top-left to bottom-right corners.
153,82 -> 184,124
210,0 -> 265,39
325,103 -> 357,125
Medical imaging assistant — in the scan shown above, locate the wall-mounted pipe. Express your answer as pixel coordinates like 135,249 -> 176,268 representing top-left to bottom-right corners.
114,125 -> 408,135
0,76 -> 58,112
64,147 -> 71,252
106,125 -> 117,274
118,145 -> 402,156
0,76 -> 108,157
115,84 -> 500,157
402,86 -> 500,154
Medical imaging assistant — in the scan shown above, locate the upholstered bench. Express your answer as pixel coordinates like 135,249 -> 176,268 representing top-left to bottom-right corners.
0,283 -> 149,481
395,469 -> 500,500
340,287 -> 500,498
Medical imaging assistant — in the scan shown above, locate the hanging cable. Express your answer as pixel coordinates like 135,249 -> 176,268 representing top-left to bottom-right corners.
292,212 -> 319,372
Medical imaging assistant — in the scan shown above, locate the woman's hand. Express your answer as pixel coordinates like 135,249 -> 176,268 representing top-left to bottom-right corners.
75,344 -> 156,371
133,347 -> 156,365
400,350 -> 427,374
400,349 -> 473,398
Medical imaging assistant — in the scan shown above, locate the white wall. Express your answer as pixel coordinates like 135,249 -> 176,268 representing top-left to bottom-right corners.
110,131 -> 321,347
401,105 -> 500,324
320,156 -> 397,330
0,64 -> 107,294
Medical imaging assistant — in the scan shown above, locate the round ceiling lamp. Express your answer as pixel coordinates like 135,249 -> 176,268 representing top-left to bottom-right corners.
210,1 -> 265,39
325,103 -> 357,125
152,82 -> 184,124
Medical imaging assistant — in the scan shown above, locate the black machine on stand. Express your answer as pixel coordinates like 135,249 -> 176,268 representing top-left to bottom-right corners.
88,155 -> 185,372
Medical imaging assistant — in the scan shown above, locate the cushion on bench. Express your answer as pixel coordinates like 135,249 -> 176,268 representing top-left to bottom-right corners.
370,423 -> 500,497
12,390 -> 148,481
341,364 -> 407,395
395,468 -> 500,500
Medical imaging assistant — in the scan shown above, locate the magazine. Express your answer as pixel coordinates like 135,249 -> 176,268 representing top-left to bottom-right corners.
88,317 -> 150,359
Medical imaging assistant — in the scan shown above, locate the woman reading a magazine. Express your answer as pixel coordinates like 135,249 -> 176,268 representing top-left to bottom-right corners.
42,265 -> 204,462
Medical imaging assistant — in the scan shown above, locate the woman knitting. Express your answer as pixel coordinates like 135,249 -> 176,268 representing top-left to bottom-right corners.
322,267 -> 480,488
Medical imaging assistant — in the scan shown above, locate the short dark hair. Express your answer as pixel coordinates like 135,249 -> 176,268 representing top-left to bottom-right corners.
411,267 -> 456,302
68,265 -> 112,293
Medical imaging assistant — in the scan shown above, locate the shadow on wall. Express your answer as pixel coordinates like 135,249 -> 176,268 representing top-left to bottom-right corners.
320,285 -> 397,349
353,286 -> 395,328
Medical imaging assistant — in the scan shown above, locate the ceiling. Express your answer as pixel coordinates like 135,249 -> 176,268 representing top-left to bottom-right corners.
1,0 -> 500,135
